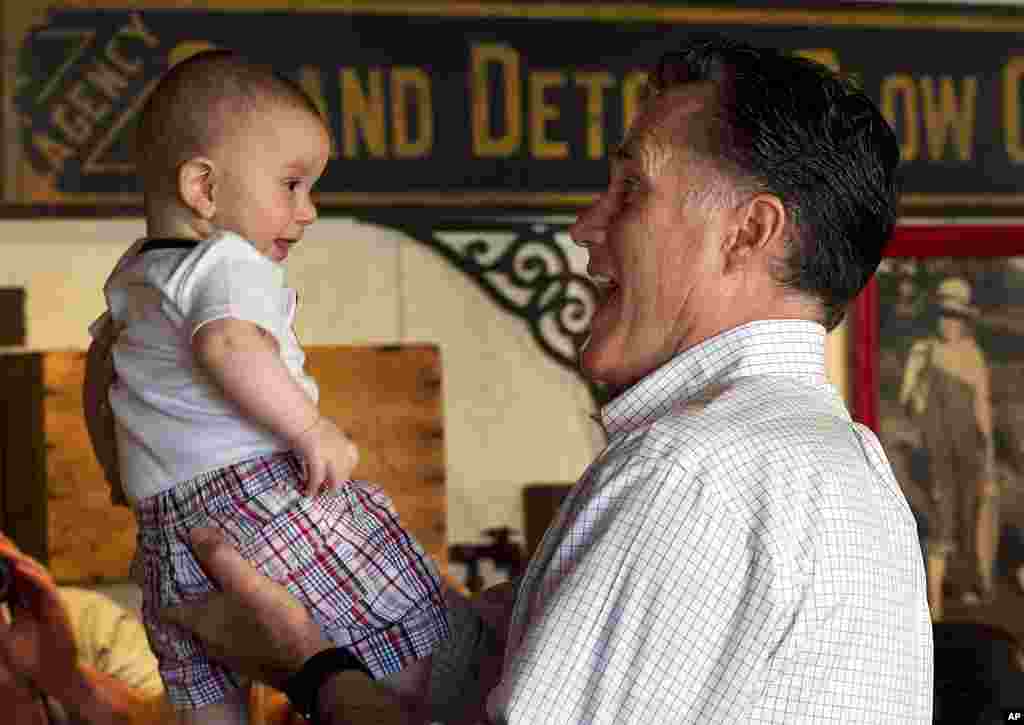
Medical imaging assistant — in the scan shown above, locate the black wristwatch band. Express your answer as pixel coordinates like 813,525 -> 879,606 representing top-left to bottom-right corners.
283,647 -> 374,722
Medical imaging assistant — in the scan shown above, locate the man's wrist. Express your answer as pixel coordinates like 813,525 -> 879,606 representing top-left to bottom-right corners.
281,628 -> 334,688
315,670 -> 350,724
315,669 -> 419,725
283,646 -> 373,722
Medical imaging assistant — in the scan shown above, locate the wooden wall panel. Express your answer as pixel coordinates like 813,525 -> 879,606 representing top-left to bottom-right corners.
0,352 -> 48,565
0,344 -> 447,583
42,350 -> 138,582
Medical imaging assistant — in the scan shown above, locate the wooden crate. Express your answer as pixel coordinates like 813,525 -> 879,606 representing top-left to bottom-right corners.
0,345 -> 447,583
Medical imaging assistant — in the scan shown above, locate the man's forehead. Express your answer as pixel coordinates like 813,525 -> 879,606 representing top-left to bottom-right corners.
614,83 -> 715,163
655,81 -> 716,111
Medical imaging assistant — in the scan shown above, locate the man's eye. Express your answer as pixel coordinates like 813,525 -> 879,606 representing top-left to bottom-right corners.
621,177 -> 642,198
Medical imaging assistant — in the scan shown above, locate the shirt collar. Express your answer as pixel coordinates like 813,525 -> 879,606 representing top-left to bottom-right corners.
600,319 -> 830,439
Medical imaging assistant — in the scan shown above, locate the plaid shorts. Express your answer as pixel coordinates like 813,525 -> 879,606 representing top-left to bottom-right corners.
131,451 -> 449,710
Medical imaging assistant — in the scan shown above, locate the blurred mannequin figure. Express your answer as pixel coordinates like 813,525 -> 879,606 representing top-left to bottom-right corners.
900,277 -> 997,620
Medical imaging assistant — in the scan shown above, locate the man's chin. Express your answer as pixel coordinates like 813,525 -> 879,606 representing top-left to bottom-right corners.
578,338 -> 618,386
579,339 -> 651,394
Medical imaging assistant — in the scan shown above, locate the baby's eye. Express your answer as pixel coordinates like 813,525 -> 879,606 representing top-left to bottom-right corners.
285,180 -> 301,191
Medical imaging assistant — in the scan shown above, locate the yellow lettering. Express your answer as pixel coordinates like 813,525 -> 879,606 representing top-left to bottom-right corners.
1005,56 -> 1024,163
167,41 -> 216,68
120,11 -> 160,48
297,66 -> 336,158
622,71 -> 648,136
795,48 -> 840,72
32,132 -> 76,173
881,74 -> 919,162
51,104 -> 91,145
105,13 -> 159,75
298,66 -> 328,119
340,68 -> 387,158
105,37 -> 141,75
574,71 -> 614,159
471,43 -> 521,157
67,80 -> 112,123
391,67 -> 433,158
529,71 -> 568,159
84,60 -> 129,101
919,76 -> 976,161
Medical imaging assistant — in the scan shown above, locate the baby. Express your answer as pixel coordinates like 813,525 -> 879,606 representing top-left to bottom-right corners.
83,49 -> 448,724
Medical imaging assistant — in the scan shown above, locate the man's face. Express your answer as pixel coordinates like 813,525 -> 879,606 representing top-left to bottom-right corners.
571,84 -> 738,390
209,103 -> 331,263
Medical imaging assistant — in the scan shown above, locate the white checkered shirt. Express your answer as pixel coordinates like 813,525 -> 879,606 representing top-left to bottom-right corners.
487,320 -> 933,724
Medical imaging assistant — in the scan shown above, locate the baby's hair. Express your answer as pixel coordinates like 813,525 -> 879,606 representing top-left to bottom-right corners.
134,48 -> 323,192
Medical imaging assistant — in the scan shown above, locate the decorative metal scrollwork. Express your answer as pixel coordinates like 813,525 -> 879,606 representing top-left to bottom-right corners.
373,215 -> 609,408
431,227 -> 593,368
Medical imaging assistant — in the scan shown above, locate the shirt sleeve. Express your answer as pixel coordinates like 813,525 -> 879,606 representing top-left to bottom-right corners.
501,454 -> 790,724
171,235 -> 288,343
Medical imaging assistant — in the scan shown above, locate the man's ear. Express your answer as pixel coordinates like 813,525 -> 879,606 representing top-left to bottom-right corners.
178,157 -> 216,219
723,193 -> 787,274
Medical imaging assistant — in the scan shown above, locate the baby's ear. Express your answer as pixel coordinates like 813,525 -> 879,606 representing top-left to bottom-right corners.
178,156 -> 216,219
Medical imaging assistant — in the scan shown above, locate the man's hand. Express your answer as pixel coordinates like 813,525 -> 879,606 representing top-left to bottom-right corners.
293,416 -> 359,497
0,533 -> 80,703
159,527 -> 332,690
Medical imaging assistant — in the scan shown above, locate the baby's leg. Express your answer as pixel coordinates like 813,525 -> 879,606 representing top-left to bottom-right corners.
176,685 -> 250,725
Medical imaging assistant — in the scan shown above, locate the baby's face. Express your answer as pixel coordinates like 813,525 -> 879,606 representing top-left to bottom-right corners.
209,103 -> 331,262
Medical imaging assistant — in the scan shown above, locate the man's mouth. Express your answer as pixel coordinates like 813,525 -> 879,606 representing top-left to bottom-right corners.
588,273 -> 619,300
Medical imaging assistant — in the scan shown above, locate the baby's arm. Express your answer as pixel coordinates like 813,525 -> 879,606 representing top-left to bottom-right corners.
192,318 -> 358,495
82,317 -> 127,505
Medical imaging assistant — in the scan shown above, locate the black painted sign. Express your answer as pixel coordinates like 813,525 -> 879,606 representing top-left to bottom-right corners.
13,6 -> 1024,215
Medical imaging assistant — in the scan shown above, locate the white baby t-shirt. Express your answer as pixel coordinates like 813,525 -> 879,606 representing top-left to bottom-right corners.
90,230 -> 318,502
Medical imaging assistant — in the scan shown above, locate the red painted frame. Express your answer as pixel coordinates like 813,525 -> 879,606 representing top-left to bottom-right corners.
852,224 -> 1024,432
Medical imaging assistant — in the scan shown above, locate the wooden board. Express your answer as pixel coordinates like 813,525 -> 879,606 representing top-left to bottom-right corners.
0,345 -> 446,583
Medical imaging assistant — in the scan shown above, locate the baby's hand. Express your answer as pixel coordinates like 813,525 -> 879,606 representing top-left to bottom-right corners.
294,416 -> 359,496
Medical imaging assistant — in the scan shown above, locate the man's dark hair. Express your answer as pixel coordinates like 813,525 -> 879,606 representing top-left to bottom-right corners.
652,35 -> 901,330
